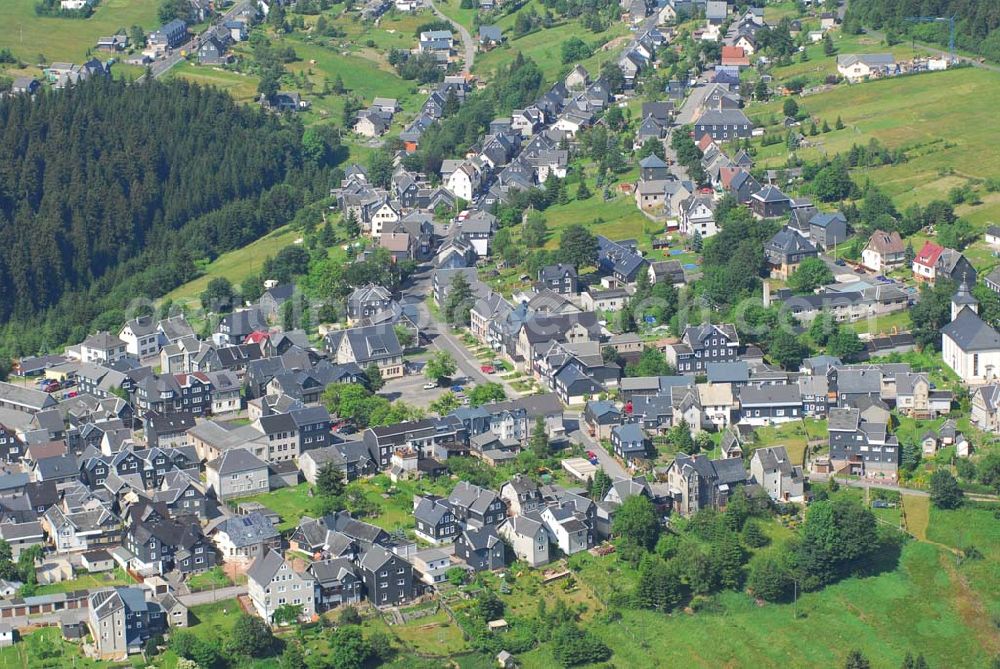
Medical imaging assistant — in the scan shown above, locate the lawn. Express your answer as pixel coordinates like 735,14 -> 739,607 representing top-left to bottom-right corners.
388,607 -> 468,655
0,0 -> 159,65
902,494 -> 930,541
927,504 -> 1000,621
235,482 -> 328,531
749,418 -> 827,466
844,308 -> 912,336
166,61 -> 262,104
429,0 -> 476,32
34,568 -> 134,596
164,225 -> 302,307
541,192 -> 656,251
187,566 -> 234,592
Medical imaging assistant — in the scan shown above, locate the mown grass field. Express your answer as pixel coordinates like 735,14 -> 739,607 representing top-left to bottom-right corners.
752,68 -> 1000,205
474,1 -> 629,82
0,0 -> 159,65
166,61 -> 263,103
163,225 -> 302,307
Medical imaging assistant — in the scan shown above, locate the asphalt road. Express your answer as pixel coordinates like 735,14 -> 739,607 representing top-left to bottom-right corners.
147,4 -> 248,80
402,266 -> 521,399
426,0 -> 475,74
566,413 -> 628,480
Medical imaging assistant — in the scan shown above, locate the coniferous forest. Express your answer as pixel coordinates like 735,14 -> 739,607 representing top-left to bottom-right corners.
845,0 -> 1000,63
0,77 -> 339,357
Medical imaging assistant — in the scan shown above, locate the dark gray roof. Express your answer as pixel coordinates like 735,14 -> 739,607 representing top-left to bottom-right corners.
738,384 -> 800,406
207,448 -> 267,475
247,548 -> 285,585
828,407 -> 861,431
941,308 -> 1000,352
706,362 -> 749,384
215,512 -> 279,548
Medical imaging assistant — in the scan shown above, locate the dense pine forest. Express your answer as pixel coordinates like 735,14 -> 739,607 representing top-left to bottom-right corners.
0,77 -> 340,357
845,0 -> 1000,62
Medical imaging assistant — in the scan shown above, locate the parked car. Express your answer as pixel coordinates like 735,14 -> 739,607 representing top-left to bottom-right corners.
41,380 -> 60,393
450,385 -> 464,393
480,365 -> 495,374
422,382 -> 438,390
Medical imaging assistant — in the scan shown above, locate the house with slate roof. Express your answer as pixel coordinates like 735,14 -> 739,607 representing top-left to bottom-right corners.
206,448 -> 270,500
809,211 -> 848,250
610,423 -> 649,464
750,185 -> 792,219
942,281 -> 1000,383
665,453 -> 748,516
666,323 -> 740,374
89,587 -> 165,659
247,549 -> 316,623
750,446 -> 804,502
498,514 -> 549,566
211,512 -> 281,564
454,525 -> 505,571
764,227 -> 818,279
972,384 -> 1000,433
324,324 -> 404,379
310,558 -> 362,609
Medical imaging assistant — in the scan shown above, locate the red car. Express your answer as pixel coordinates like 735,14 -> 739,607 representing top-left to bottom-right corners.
41,380 -> 60,393
480,365 -> 495,374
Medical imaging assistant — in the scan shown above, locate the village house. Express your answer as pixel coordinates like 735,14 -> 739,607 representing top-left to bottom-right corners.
498,514 -> 549,567
750,446 -> 804,502
764,227 -> 819,279
247,549 -> 317,624
861,230 -> 906,273
837,53 -> 897,83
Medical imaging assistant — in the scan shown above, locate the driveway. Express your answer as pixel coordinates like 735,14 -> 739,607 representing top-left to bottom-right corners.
426,0 -> 475,74
565,413 -> 628,480
179,585 -> 247,607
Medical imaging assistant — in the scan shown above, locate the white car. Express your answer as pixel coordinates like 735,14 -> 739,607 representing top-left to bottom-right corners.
422,382 -> 438,390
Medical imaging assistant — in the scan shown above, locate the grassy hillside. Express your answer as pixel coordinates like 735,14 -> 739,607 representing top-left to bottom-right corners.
163,225 -> 302,307
747,66 -> 1000,275
0,0 -> 158,64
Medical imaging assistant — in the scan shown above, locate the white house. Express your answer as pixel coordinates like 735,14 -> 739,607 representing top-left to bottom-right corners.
78,332 -> 128,364
247,549 -> 316,624
837,53 -> 896,83
445,163 -> 481,202
680,196 -> 718,239
119,317 -> 161,359
749,446 -> 804,503
369,200 -> 401,239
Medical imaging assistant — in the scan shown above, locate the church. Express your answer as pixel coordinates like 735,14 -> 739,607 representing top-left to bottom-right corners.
941,280 -> 1000,384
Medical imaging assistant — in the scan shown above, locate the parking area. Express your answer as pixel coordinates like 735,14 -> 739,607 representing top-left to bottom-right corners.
378,373 -> 472,410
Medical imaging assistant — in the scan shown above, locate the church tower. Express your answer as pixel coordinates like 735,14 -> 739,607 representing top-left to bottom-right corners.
951,278 -> 978,321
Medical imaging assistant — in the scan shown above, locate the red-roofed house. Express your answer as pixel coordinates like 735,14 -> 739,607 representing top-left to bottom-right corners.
696,134 -> 717,153
244,331 -> 270,346
912,241 -> 944,283
720,46 -> 750,68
